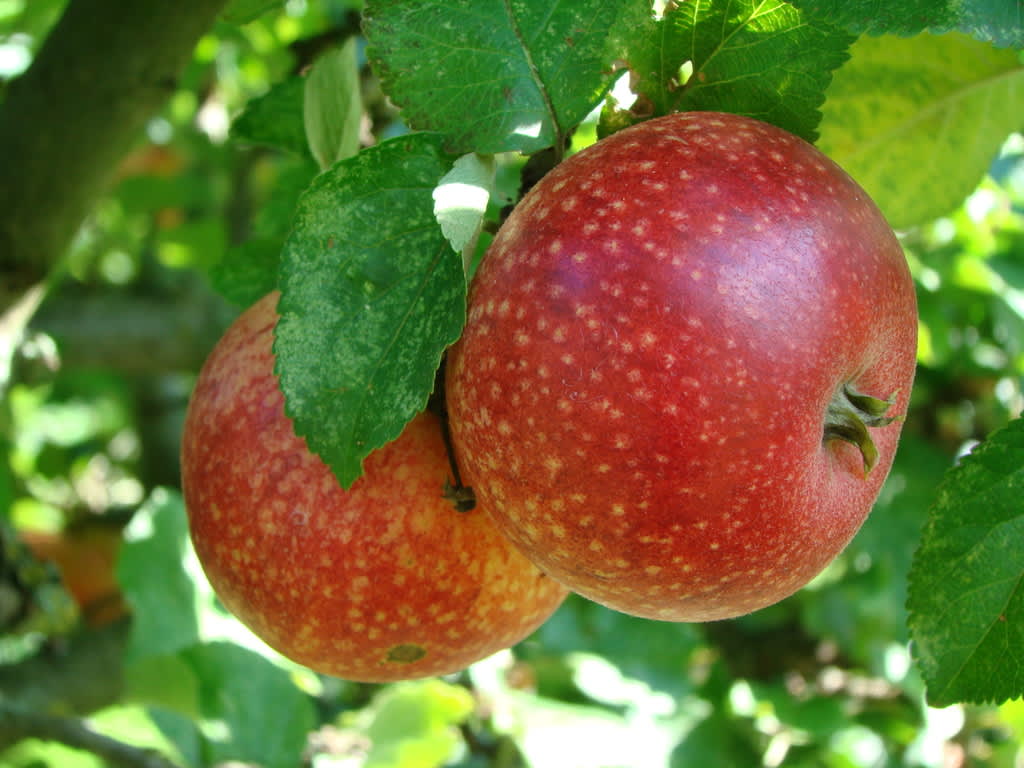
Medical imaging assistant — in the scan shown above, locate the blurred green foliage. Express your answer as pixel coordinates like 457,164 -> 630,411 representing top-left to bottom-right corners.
1,0 -> 1022,767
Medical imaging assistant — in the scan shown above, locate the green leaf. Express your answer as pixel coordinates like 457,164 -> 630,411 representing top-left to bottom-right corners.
209,156 -> 319,306
117,489 -> 200,662
210,238 -> 281,308
749,680 -> 849,737
363,0 -> 633,153
787,0 -> 1024,48
433,152 -> 494,258
231,76 -> 309,156
907,418 -> 1024,706
535,595 -> 702,700
304,40 -> 363,170
252,156 -> 321,239
671,712 -> 762,767
148,710 -> 204,768
183,641 -> 315,768
818,32 -> 1024,229
345,680 -> 475,768
275,133 -> 463,488
222,0 -> 282,24
801,434 -> 951,668
615,0 -> 854,143
124,653 -> 201,718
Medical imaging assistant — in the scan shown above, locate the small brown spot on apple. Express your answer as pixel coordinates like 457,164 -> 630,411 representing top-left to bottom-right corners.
386,643 -> 427,663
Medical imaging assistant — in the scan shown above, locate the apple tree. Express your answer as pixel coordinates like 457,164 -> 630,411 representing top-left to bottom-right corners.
1,0 -> 1023,766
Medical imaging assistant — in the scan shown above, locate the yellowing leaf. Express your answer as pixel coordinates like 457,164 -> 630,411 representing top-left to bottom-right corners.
819,32 -> 1024,229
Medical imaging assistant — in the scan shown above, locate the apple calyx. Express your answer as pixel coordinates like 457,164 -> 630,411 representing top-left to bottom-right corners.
824,384 -> 898,474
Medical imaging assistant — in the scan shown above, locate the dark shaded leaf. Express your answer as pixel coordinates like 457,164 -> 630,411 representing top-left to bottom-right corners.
231,76 -> 309,156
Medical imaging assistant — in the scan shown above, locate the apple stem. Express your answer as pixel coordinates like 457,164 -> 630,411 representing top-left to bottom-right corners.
429,356 -> 476,512
824,383 -> 898,475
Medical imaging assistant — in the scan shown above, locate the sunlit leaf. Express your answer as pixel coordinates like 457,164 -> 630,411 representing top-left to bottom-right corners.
618,0 -> 854,142
118,489 -> 199,662
364,0 -> 636,153
534,595 -> 702,700
304,40 -> 363,170
433,152 -> 494,257
184,641 -> 315,768
818,32 -> 1024,230
346,680 -> 475,768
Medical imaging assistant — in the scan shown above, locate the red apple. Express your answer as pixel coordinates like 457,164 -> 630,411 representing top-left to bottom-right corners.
181,292 -> 567,681
445,111 -> 918,622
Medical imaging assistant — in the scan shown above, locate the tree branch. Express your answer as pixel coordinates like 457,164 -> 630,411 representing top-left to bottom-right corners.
0,703 -> 182,768
0,0 -> 232,310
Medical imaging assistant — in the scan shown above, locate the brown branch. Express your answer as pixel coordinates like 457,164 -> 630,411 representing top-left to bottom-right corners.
0,703 -> 181,768
0,0 -> 232,310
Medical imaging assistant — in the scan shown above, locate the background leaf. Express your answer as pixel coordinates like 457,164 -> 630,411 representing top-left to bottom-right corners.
346,680 -> 476,768
818,31 -> 1024,230
955,0 -> 1024,47
124,653 -> 201,719
275,133 -> 463,487
208,156 -> 320,307
222,0 -> 283,25
304,40 -> 363,170
801,434 -> 950,670
363,0 -> 635,153
117,489 -> 200,662
209,238 -> 282,308
534,595 -> 703,700
907,418 -> 1024,706
618,0 -> 855,142
183,641 -> 316,768
787,0 -> 1024,47
230,76 -> 310,157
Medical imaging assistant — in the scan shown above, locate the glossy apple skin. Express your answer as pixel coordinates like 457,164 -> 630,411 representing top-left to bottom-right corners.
181,292 -> 567,681
446,111 -> 917,622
